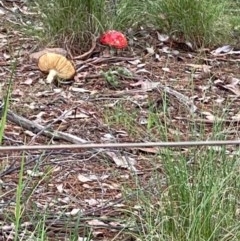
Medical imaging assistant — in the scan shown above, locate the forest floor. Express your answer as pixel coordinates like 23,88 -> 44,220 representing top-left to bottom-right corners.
0,1 -> 240,240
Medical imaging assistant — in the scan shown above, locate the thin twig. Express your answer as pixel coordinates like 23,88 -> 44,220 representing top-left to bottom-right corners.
0,156 -> 40,177
28,109 -> 77,145
76,56 -> 137,72
0,140 -> 239,152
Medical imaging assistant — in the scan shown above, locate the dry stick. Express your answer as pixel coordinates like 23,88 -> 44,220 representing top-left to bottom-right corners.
76,56 -> 137,72
0,156 -> 40,177
201,57 -> 240,63
28,109 -> 77,145
86,71 -> 197,114
91,56 -> 137,64
73,37 -> 97,60
175,117 -> 240,124
102,74 -> 198,114
128,74 -> 198,114
1,108 -> 90,144
0,108 -> 118,162
0,140 -> 240,152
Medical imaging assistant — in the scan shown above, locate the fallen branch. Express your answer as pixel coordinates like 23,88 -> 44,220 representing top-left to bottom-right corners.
0,108 -> 124,165
0,108 -> 90,144
87,74 -> 198,114
73,37 -> 97,60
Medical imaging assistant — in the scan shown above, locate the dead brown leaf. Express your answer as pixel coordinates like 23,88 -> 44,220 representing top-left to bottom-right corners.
130,79 -> 160,91
29,48 -> 67,62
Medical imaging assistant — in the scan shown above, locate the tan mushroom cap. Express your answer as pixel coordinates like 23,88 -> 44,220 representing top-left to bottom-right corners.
38,53 -> 75,83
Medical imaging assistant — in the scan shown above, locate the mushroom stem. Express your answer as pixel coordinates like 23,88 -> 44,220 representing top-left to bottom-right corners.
46,69 -> 58,83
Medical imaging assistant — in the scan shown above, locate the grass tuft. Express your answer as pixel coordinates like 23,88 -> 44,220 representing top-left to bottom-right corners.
33,0 -> 148,53
34,0 -> 106,52
31,0 -> 240,50
128,147 -> 240,241
148,0 -> 231,47
0,61 -> 16,144
29,0 -> 240,51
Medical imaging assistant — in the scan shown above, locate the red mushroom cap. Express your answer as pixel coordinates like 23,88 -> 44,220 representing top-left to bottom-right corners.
100,30 -> 128,49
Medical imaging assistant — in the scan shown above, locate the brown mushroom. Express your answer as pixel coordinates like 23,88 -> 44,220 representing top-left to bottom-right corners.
38,53 -> 75,83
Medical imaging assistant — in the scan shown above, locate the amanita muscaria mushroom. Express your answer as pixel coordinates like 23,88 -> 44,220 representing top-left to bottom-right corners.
99,30 -> 128,49
38,53 -> 75,83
